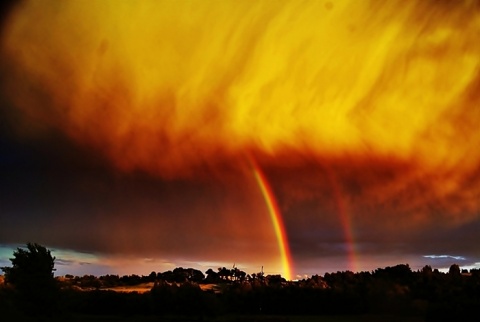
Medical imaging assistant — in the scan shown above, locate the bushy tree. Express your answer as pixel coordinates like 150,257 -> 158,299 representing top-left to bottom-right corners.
1,243 -> 59,317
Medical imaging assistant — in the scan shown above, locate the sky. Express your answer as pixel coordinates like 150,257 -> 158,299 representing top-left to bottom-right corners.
1,0 -> 480,280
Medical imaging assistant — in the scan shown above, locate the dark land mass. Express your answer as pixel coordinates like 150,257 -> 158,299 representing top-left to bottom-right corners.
2,262 -> 480,321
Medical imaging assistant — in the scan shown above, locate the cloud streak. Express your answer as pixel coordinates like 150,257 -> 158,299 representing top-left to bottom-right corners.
423,255 -> 466,261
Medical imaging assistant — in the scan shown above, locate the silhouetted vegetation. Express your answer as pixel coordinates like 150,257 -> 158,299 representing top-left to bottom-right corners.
2,244 -> 480,321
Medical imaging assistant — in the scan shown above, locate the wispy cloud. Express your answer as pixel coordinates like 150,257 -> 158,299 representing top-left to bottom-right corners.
55,258 -> 75,266
423,255 -> 466,261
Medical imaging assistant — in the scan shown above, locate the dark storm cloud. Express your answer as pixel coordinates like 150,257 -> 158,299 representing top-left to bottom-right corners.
2,99 -> 480,275
0,121 -> 278,266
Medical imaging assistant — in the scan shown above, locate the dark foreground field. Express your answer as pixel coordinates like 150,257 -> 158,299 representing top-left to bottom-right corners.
1,313 -> 425,322
70,315 -> 423,322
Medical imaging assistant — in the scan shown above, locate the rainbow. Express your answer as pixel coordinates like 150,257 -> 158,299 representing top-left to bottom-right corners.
251,161 -> 293,280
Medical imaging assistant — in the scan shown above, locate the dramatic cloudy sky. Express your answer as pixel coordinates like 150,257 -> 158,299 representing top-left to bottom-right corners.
1,0 -> 480,279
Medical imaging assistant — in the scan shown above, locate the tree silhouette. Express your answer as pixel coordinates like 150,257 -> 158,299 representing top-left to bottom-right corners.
1,242 -> 59,317
205,268 -> 220,283
448,263 -> 461,276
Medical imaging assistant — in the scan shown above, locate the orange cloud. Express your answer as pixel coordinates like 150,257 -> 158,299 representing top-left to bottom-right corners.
2,0 -> 479,176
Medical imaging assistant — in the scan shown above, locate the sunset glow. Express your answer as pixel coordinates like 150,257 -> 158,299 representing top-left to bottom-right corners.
2,0 -> 479,176
1,0 -> 479,277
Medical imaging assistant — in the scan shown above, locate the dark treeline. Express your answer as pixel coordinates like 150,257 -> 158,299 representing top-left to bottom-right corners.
61,266 -> 265,289
2,263 -> 480,321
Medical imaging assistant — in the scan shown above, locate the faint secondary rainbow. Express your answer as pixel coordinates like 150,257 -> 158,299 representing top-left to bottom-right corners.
325,168 -> 359,272
251,160 -> 293,280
